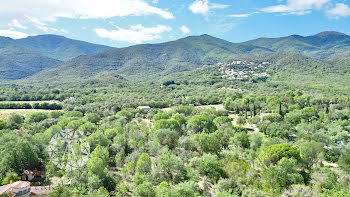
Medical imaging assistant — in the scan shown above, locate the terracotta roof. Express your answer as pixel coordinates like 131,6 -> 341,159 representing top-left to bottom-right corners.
0,181 -> 30,194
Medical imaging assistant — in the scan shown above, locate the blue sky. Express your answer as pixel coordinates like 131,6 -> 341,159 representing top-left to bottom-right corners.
0,0 -> 350,47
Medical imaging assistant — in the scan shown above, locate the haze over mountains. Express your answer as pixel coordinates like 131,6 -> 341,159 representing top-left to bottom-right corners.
0,31 -> 349,83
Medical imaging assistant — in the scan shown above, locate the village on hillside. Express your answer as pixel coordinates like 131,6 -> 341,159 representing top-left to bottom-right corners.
216,60 -> 271,81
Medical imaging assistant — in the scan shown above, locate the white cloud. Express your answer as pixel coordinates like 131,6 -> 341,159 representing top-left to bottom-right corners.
26,16 -> 68,33
8,19 -> 27,29
0,0 -> 174,24
152,0 -> 159,3
327,3 -> 350,19
27,16 -> 49,32
95,24 -> 172,44
0,29 -> 28,39
180,25 -> 190,34
189,0 -> 229,15
261,0 -> 331,15
228,14 -> 251,18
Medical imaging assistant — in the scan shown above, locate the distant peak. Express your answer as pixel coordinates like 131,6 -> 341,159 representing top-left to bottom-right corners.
289,34 -> 303,38
314,31 -> 348,37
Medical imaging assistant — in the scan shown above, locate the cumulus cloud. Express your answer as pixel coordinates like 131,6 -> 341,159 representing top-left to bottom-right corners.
189,0 -> 229,15
0,29 -> 28,39
8,19 -> 27,29
95,24 -> 172,44
0,0 -> 174,23
180,25 -> 190,34
327,3 -> 350,19
261,0 -> 331,15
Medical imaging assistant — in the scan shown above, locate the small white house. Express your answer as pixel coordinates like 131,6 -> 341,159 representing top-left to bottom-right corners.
137,106 -> 151,111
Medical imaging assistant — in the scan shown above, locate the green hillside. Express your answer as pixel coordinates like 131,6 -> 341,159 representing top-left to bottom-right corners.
243,31 -> 350,59
17,34 -> 113,61
23,35 -> 271,84
0,37 -> 62,80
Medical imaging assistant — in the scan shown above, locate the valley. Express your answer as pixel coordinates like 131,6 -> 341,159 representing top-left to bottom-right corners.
0,31 -> 350,197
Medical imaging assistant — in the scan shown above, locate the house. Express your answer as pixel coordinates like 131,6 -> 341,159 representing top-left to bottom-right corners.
136,106 -> 151,111
0,181 -> 30,197
0,181 -> 53,196
22,170 -> 46,182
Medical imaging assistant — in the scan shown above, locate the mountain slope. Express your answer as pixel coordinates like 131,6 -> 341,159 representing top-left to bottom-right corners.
17,35 -> 113,61
24,35 -> 271,83
0,37 -> 62,80
243,31 -> 350,59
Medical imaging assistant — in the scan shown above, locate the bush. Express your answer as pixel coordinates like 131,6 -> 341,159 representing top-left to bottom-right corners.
25,112 -> 48,123
7,114 -> 24,129
171,181 -> 201,197
190,154 -> 226,183
63,111 -> 83,118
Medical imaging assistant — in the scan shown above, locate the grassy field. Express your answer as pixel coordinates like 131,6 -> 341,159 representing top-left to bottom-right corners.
0,109 -> 62,120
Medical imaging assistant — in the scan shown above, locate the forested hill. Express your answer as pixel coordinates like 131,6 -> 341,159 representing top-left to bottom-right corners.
243,31 -> 350,59
22,34 -> 272,83
17,34 -> 113,61
0,37 -> 62,80
4,31 -> 350,83
0,35 -> 113,81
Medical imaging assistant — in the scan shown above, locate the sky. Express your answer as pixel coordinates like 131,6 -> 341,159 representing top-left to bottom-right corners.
0,0 -> 350,47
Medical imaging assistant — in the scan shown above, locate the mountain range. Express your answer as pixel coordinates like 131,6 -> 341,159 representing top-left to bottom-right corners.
0,31 -> 349,83
0,35 -> 113,80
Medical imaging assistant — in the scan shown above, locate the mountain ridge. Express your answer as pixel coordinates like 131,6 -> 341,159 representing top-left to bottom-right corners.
2,31 -> 350,83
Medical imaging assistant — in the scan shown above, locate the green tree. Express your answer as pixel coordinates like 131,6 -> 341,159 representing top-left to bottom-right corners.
0,120 -> 6,130
153,119 -> 181,133
25,112 -> 48,123
86,113 -> 100,124
7,114 -> 24,129
172,114 -> 186,125
152,129 -> 179,149
66,119 -> 87,130
213,116 -> 232,130
230,132 -> 250,149
258,143 -> 301,167
63,111 -> 83,118
187,115 -> 217,133
154,151 -> 187,184
13,140 -> 41,173
91,145 -> 109,167
116,110 -> 133,122
87,157 -> 106,177
215,178 -> 241,196
262,158 -> 304,192
153,113 -> 170,121
77,122 -> 97,134
191,133 -> 221,154
134,182 -> 156,197
298,141 -> 324,168
96,186 -> 110,197
190,154 -> 226,183
171,181 -> 201,197
136,153 -> 152,175
249,132 -> 264,150
156,181 -> 170,197
236,116 -> 246,126
1,171 -> 20,185
87,131 -> 109,149
339,148 -> 350,173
